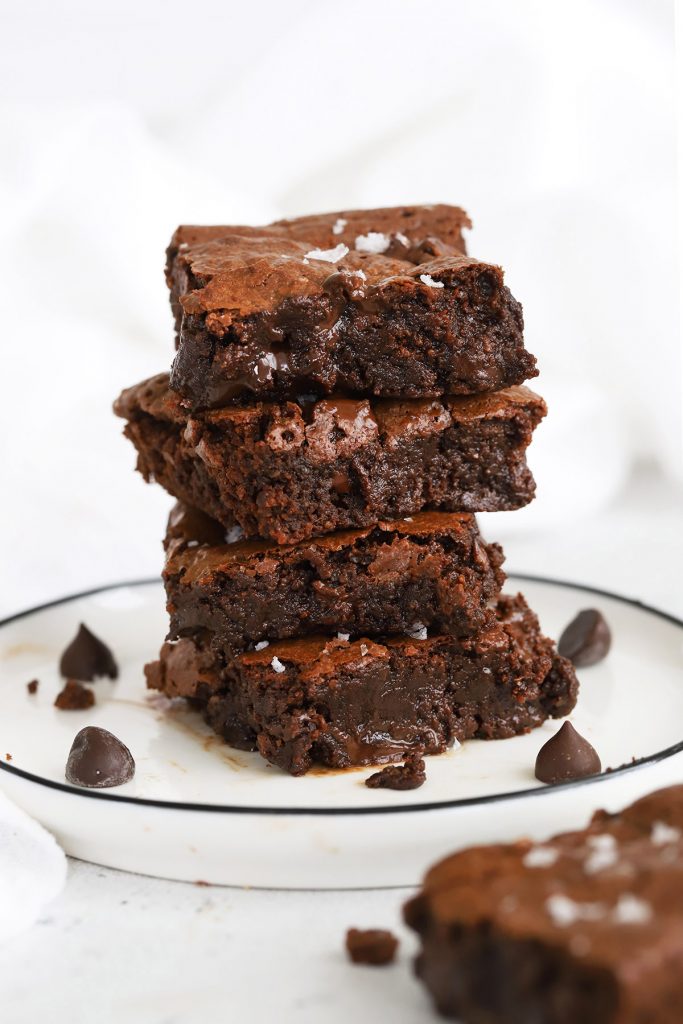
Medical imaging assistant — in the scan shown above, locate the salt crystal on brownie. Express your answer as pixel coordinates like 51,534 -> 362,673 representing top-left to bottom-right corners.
407,623 -> 428,641
332,218 -> 347,235
271,656 -> 286,673
303,243 -> 349,263
420,273 -> 444,288
546,894 -> 605,927
523,846 -> 559,869
612,894 -> 652,925
651,821 -> 681,845
225,525 -> 244,544
355,232 -> 390,254
255,641 -> 269,651
584,834 -> 619,874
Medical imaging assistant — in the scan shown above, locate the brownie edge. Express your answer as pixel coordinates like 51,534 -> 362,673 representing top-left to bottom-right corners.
114,375 -> 546,544
163,503 -> 506,651
404,786 -> 683,1023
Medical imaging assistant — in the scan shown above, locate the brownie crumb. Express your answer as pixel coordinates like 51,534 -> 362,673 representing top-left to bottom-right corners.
346,928 -> 399,966
5,753 -> 12,762
26,679 -> 39,694
365,750 -> 426,790
54,679 -> 95,710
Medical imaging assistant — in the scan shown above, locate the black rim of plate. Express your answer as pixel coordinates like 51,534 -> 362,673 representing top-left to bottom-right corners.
1,574 -> 682,817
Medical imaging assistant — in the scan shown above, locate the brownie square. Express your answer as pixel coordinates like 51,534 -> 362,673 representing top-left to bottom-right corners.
145,594 -> 578,775
165,204 -> 537,408
162,503 -> 505,654
114,375 -> 546,544
404,786 -> 683,1024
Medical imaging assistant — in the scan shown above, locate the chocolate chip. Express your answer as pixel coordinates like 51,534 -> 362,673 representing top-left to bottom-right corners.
26,679 -> 39,694
59,623 -> 118,681
535,722 -> 601,784
54,679 -> 95,710
65,726 -> 135,788
365,750 -> 426,790
346,928 -> 399,965
558,609 -> 611,667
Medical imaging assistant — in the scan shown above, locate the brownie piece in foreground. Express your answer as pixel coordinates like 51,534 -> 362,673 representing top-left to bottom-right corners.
163,503 -> 505,652
404,786 -> 683,1024
145,595 -> 577,775
165,204 -> 537,408
115,375 -> 545,544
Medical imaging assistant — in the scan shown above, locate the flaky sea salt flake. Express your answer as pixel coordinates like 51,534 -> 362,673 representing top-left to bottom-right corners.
225,525 -> 244,544
612,894 -> 652,925
303,243 -> 349,264
332,218 -> 347,235
354,232 -> 390,254
271,656 -> 286,673
407,623 -> 428,641
420,274 -> 444,289
523,846 -> 559,869
651,821 -> 682,845
546,894 -> 605,927
255,641 -> 270,651
584,834 -> 619,874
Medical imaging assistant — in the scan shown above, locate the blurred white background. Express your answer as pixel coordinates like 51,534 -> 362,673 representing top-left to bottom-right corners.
0,0 -> 680,617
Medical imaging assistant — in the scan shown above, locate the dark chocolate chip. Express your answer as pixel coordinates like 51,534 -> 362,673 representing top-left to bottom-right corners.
365,750 -> 426,790
26,679 -> 39,694
65,726 -> 135,788
535,722 -> 601,784
558,609 -> 611,667
346,928 -> 399,966
54,679 -> 95,710
59,623 -> 118,681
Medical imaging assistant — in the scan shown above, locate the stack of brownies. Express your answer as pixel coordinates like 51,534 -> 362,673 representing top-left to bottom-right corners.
114,205 -> 578,776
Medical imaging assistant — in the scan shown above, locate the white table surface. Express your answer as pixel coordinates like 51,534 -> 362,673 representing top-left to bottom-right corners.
1,467 -> 682,1024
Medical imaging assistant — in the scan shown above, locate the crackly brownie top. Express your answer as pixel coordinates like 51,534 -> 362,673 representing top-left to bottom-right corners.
406,786 -> 683,973
164,501 -> 491,579
167,203 -> 470,273
165,205 -> 500,333
114,373 -> 547,452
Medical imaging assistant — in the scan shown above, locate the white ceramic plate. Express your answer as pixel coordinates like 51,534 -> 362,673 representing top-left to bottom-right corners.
1,576 -> 681,888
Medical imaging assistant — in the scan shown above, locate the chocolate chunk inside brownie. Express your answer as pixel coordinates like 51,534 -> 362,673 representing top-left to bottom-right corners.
162,503 -> 505,654
114,375 -> 546,544
145,594 -> 577,775
404,785 -> 683,1024
165,205 -> 537,408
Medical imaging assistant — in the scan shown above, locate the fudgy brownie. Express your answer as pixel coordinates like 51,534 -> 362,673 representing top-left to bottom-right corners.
114,374 -> 545,544
404,786 -> 683,1024
145,594 -> 578,775
162,503 -> 505,653
165,205 -> 537,408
